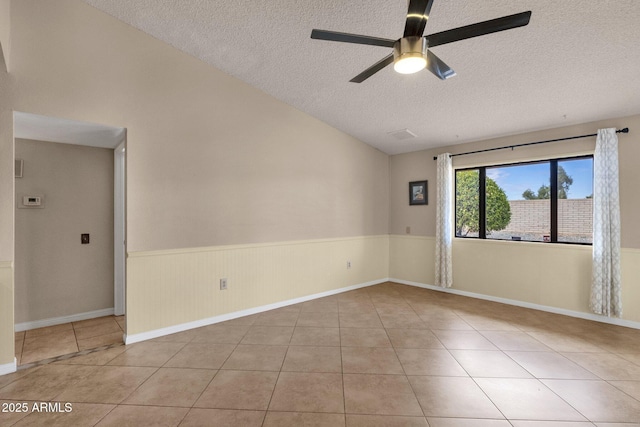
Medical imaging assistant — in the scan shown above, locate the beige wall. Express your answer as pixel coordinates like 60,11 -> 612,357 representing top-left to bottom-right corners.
0,0 -> 9,70
14,139 -> 114,324
0,0 -> 389,366
0,70 -> 13,367
0,63 -> 11,264
7,0 -> 389,253
389,114 -> 640,323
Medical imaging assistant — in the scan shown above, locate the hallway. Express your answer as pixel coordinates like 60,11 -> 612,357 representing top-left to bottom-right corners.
15,316 -> 124,367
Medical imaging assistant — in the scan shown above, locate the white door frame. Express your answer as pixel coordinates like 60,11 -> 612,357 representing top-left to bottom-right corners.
114,137 -> 126,316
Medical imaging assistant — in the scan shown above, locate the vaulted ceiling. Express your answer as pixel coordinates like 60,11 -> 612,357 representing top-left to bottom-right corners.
82,0 -> 640,154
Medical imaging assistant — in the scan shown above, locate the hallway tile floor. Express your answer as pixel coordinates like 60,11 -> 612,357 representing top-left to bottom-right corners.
15,315 -> 125,367
2,283 -> 640,426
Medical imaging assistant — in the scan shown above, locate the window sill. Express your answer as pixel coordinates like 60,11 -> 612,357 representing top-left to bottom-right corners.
453,237 -> 592,250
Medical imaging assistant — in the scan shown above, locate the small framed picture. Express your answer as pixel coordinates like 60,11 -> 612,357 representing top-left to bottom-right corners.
409,180 -> 428,205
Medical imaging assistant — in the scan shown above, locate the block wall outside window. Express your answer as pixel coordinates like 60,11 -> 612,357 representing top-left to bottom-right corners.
501,199 -> 593,243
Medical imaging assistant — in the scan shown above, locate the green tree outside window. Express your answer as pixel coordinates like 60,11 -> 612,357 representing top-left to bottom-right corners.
456,170 -> 511,236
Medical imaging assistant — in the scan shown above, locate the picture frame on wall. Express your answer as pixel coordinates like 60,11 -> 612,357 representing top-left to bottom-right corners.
409,180 -> 428,205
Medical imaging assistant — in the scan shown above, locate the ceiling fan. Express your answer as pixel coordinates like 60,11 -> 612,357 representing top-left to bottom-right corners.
311,0 -> 531,83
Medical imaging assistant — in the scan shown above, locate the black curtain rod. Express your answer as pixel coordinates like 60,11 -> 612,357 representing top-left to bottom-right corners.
433,127 -> 629,160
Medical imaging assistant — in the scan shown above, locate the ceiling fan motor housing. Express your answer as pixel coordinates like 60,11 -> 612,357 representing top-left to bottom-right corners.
393,36 -> 428,62
310,0 -> 531,82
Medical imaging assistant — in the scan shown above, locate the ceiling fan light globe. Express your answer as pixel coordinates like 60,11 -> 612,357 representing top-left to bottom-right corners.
394,55 -> 427,74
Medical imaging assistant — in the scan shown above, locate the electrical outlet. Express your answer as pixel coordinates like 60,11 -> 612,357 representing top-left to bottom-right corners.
220,278 -> 228,290
406,226 -> 411,234
347,261 -> 351,269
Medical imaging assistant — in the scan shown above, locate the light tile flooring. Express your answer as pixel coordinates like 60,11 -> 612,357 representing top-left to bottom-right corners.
15,316 -> 125,366
2,282 -> 640,426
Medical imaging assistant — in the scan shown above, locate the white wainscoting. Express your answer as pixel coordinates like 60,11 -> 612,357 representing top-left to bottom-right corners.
389,234 -> 640,325
126,278 -> 388,344
126,235 -> 390,337
0,261 -> 14,369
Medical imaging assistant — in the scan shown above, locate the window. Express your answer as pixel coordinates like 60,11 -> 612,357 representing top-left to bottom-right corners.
455,156 -> 593,244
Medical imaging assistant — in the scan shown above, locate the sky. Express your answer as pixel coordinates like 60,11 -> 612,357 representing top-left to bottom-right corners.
486,158 -> 593,200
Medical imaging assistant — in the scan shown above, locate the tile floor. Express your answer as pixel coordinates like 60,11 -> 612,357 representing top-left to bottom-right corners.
2,282 -> 640,426
15,316 -> 125,366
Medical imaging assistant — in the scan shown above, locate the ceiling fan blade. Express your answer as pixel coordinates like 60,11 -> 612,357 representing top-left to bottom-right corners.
426,50 -> 456,80
350,54 -> 394,83
311,29 -> 395,48
404,0 -> 435,37
425,11 -> 531,48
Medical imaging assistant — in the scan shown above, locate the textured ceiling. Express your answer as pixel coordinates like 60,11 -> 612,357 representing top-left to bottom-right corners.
82,0 -> 640,155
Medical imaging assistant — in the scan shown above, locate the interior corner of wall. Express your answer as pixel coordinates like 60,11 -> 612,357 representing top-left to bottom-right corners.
0,0 -> 10,73
0,45 -> 8,73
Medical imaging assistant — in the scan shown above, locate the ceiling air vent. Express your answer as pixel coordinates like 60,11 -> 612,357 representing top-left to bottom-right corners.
388,129 -> 417,140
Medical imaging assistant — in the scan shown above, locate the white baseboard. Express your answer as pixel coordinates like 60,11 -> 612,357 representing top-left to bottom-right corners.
125,278 -> 389,344
124,274 -> 639,345
15,308 -> 115,332
0,358 -> 17,376
392,278 -> 640,330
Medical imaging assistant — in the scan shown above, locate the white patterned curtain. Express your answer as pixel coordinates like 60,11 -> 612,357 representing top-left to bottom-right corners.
591,128 -> 622,317
435,153 -> 453,288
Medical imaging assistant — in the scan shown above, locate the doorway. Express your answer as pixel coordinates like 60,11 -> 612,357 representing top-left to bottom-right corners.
13,112 -> 126,366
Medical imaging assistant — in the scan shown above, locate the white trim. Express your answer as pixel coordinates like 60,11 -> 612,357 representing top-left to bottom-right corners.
14,111 -> 126,149
129,235 -> 390,258
392,278 -> 640,330
389,235 -> 435,241
0,358 -> 17,376
114,139 -> 126,316
125,278 -> 389,344
14,308 -> 115,332
389,234 -> 640,254
452,235 -> 593,252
